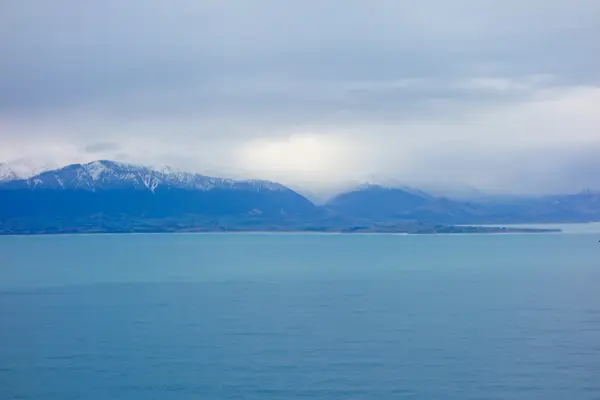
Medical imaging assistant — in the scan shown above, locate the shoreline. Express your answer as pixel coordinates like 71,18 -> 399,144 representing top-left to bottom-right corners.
0,228 -> 564,238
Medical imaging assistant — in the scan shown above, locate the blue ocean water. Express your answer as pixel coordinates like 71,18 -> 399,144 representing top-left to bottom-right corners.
1,232 -> 600,399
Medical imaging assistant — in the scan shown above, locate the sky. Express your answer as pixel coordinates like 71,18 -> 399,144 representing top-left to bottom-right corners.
1,0 -> 599,197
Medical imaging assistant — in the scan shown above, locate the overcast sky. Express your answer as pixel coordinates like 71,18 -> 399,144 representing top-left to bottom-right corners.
1,0 -> 599,196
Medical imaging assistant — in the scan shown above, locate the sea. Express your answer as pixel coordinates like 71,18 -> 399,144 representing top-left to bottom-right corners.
1,225 -> 600,399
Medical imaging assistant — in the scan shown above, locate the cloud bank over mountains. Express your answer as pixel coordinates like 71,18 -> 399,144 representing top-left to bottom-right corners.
1,0 -> 599,195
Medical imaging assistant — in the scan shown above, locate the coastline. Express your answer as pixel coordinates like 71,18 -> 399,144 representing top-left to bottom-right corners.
0,227 -> 563,237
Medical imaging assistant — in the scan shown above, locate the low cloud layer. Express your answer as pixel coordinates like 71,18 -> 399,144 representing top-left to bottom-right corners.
1,1 -> 599,196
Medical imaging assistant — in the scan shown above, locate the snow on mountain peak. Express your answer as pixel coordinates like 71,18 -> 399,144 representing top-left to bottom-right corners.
0,158 -> 58,181
155,164 -> 178,174
1,159 -> 290,193
84,160 -> 110,180
0,164 -> 19,181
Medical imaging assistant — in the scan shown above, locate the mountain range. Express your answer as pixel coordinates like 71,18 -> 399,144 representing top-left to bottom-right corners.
326,184 -> 600,224
0,160 -> 598,234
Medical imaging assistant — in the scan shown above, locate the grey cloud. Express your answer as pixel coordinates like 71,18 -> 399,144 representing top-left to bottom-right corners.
82,142 -> 121,154
2,75 -> 557,129
1,1 -> 599,195
1,0 -> 599,115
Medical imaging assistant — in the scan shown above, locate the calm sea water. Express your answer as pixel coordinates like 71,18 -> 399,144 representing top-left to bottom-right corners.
1,231 -> 600,399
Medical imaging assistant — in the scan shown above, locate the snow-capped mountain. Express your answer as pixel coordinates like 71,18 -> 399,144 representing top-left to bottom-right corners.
0,160 -> 317,225
0,158 -> 57,182
0,163 -> 19,181
1,160 -> 288,193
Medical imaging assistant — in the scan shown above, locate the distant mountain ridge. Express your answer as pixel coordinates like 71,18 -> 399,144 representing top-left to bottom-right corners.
325,185 -> 600,224
327,184 -> 431,219
1,159 -> 599,234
